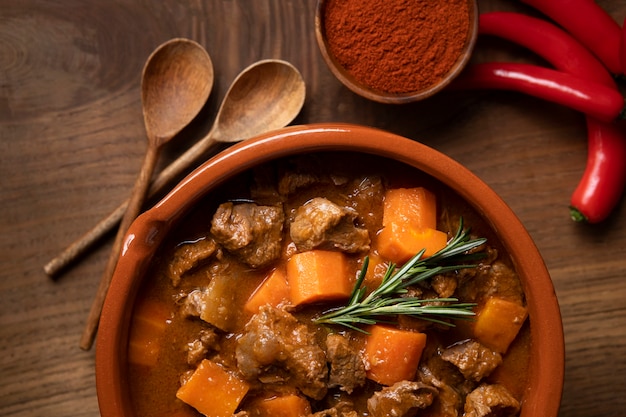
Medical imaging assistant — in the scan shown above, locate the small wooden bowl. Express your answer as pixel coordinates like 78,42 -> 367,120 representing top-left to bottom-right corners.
315,0 -> 478,104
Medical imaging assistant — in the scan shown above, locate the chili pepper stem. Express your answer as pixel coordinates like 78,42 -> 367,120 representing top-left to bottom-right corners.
569,207 -> 587,222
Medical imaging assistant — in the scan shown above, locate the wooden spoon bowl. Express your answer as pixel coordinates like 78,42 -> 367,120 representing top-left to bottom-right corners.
141,38 -> 215,145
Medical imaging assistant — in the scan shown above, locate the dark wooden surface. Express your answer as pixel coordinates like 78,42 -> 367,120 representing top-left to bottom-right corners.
2,1 -> 625,416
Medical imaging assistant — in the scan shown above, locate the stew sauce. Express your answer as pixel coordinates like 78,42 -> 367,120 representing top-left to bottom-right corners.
127,152 -> 530,417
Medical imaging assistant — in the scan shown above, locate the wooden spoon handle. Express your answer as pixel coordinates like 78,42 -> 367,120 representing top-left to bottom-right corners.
152,127 -> 219,192
79,144 -> 160,350
43,130 -> 220,278
43,204 -> 126,276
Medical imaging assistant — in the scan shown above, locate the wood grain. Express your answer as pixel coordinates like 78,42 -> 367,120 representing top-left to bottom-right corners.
1,1 -> 626,416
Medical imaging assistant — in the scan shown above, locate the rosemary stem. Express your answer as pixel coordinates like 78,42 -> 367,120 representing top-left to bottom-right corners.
315,219 -> 486,330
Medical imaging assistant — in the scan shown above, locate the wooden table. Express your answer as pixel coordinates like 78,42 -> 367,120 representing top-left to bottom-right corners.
2,1 -> 625,416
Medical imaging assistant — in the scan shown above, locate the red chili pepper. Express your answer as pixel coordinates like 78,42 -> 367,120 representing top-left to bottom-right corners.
570,119 -> 626,223
520,0 -> 623,75
622,16 -> 626,75
451,62 -> 625,123
478,12 -> 626,223
479,12 -> 616,89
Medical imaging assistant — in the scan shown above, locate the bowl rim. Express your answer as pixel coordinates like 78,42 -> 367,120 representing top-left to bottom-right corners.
314,0 -> 479,104
96,122 -> 564,417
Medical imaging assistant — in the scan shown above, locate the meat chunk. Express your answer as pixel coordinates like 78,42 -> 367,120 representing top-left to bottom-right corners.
433,383 -> 464,417
179,288 -> 210,318
278,171 -> 323,195
459,261 -> 525,306
441,340 -> 502,382
186,328 -> 221,366
290,197 -> 370,253
431,273 -> 458,298
210,202 -> 284,268
345,175 -> 384,233
367,381 -> 437,417
235,305 -> 328,400
417,357 -> 466,417
463,384 -> 520,417
310,409 -> 357,417
276,156 -> 350,196
249,165 -> 281,202
325,333 -> 366,393
168,238 -> 219,287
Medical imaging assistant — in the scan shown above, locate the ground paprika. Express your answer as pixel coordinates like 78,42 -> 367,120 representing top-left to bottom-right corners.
323,0 -> 470,95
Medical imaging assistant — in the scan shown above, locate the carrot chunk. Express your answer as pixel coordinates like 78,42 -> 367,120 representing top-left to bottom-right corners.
363,325 -> 427,386
376,223 -> 448,264
376,187 -> 447,264
127,298 -> 170,367
286,250 -> 352,306
176,359 -> 250,417
251,394 -> 312,417
473,297 -> 529,353
244,268 -> 291,314
383,187 -> 438,230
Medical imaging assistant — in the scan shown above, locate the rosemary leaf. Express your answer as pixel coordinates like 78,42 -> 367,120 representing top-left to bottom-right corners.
315,219 -> 485,331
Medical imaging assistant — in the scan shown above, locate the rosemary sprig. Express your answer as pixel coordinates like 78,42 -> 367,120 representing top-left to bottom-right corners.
315,219 -> 486,332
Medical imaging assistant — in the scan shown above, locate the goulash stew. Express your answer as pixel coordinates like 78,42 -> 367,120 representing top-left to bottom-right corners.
127,152 -> 530,417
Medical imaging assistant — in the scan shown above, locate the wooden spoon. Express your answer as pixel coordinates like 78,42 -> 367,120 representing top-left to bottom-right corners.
45,60 -> 305,280
152,59 -> 306,194
79,38 -> 214,350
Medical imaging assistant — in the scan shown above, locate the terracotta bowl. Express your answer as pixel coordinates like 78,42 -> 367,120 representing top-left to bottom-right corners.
96,123 -> 563,417
315,0 -> 479,104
